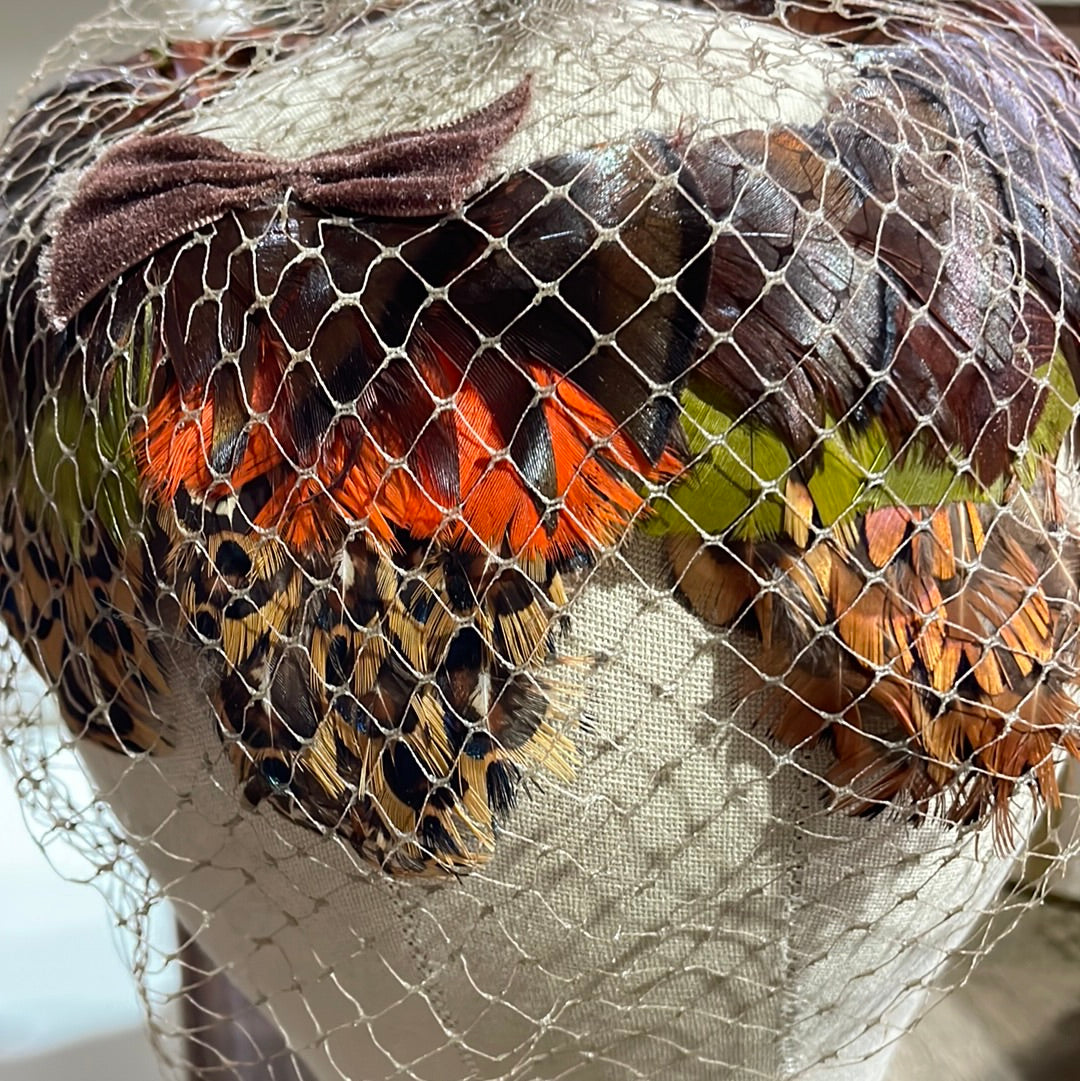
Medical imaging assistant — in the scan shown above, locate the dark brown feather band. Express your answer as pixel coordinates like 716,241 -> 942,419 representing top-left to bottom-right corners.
45,76 -> 532,325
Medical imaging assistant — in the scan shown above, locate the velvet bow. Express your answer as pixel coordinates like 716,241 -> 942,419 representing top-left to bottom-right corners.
46,76 -> 531,324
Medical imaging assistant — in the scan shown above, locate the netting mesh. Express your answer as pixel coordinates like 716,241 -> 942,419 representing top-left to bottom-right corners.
3,0 -> 1080,1078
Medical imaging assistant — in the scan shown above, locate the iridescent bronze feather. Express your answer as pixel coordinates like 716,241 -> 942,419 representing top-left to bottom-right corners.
662,1 -> 1080,832
669,475 -> 1080,833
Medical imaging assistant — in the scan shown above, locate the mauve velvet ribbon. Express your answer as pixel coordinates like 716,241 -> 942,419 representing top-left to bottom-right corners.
46,76 -> 531,325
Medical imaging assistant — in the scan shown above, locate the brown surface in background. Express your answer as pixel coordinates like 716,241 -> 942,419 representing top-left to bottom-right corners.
1054,9 -> 1080,42
179,926 -> 315,1081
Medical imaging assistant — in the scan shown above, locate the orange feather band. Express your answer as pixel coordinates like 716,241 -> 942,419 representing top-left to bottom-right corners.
141,351 -> 679,558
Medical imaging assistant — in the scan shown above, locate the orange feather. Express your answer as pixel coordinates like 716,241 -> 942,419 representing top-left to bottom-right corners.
142,355 -> 678,558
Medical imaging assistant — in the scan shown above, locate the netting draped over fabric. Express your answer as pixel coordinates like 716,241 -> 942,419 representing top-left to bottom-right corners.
3,1 -> 1080,1079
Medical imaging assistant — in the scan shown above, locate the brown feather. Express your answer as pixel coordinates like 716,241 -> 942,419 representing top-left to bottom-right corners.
675,471 -> 1080,834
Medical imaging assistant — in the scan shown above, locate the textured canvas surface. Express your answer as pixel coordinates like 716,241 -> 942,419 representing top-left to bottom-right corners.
74,534 -> 1020,1081
179,0 -> 851,166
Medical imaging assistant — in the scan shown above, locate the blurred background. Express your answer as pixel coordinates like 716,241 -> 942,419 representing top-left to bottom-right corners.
2,2 -> 1080,1080
0,9 -> 158,1081
0,1 -> 102,106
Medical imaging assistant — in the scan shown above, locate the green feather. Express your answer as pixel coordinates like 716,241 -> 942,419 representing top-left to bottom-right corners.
648,349 -> 1078,541
18,304 -> 154,551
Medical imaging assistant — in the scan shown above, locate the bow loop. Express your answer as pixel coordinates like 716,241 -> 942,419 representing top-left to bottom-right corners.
46,76 -> 531,325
